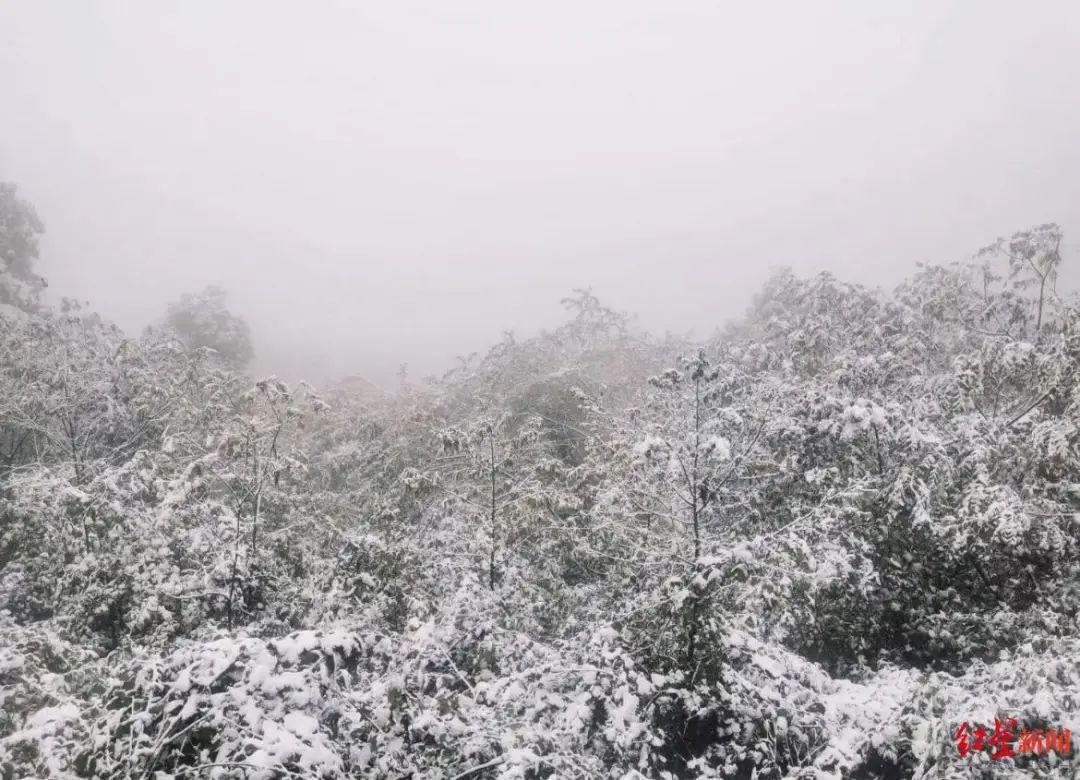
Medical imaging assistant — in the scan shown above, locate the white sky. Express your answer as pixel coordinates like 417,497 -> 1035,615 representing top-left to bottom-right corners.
2,2 -> 1079,384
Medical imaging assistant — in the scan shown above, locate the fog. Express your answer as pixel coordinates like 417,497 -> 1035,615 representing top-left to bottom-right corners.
2,1 -> 1079,386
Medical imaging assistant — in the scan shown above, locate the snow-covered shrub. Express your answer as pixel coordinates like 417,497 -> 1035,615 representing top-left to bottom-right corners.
4,213 -> 1080,778
82,629 -> 371,779
896,637 -> 1080,779
0,614 -> 93,779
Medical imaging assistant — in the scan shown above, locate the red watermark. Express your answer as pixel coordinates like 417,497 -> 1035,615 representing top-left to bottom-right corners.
955,718 -> 1072,760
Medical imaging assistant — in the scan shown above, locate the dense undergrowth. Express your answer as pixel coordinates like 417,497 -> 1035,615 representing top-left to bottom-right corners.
1,220 -> 1078,778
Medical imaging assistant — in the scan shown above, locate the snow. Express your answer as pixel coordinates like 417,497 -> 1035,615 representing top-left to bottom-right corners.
752,653 -> 786,679
3,230 -> 1079,779
282,711 -> 318,736
26,703 -> 80,729
811,669 -> 917,773
633,435 -> 667,456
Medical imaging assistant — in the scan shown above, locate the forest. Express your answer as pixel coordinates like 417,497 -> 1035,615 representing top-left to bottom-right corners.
1,182 -> 1078,778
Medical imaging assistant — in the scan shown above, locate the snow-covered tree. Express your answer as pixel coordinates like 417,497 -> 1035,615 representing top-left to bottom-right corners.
164,285 -> 255,369
3,212 -> 1080,779
0,182 -> 46,315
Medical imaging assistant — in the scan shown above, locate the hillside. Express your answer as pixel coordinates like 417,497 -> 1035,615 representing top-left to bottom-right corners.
2,226 -> 1079,779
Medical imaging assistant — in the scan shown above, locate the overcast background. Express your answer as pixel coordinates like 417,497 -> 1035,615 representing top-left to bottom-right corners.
2,2 -> 1079,386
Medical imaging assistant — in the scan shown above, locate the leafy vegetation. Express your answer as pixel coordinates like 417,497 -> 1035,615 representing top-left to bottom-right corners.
1,194 -> 1077,778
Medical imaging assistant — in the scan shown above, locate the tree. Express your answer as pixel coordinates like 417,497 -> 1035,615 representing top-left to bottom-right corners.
608,348 -> 771,676
7,216 -> 1080,780
977,223 -> 1063,339
211,377 -> 325,629
164,285 -> 254,368
0,182 -> 46,313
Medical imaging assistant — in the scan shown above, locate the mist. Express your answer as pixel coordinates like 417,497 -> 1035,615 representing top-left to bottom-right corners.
2,1 -> 1079,386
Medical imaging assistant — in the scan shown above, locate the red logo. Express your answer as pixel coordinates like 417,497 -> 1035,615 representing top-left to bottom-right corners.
955,719 -> 1072,759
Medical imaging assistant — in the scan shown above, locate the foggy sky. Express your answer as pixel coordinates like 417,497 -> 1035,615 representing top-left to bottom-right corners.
2,2 -> 1079,386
